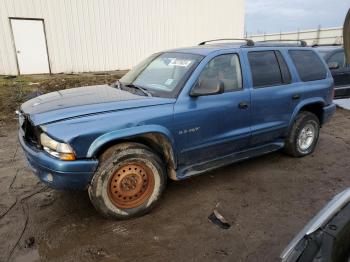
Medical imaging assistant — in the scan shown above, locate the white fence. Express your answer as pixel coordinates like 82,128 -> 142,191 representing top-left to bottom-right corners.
249,27 -> 343,46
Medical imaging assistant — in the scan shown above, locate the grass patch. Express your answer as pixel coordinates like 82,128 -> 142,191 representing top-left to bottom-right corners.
0,71 -> 126,123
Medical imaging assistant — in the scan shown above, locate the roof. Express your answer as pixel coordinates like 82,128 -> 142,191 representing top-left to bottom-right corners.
313,45 -> 343,53
167,41 -> 311,56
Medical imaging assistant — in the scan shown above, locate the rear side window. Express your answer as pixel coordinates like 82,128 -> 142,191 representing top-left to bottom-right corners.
248,51 -> 291,87
275,51 -> 291,84
289,50 -> 327,81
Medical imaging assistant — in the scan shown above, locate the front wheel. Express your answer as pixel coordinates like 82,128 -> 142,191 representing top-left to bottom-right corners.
284,111 -> 320,157
88,143 -> 166,219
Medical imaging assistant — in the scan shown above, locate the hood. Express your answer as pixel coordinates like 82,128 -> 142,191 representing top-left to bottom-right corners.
21,85 -> 175,125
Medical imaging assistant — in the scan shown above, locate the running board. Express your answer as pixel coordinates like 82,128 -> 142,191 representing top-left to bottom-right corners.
176,142 -> 284,180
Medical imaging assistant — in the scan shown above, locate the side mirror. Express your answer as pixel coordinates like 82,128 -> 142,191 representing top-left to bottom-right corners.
328,62 -> 340,70
190,79 -> 224,97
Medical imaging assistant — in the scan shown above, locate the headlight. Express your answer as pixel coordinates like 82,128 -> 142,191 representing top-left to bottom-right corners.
40,133 -> 76,161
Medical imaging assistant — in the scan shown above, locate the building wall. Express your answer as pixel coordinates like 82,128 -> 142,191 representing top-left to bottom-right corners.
249,27 -> 343,46
0,0 -> 245,75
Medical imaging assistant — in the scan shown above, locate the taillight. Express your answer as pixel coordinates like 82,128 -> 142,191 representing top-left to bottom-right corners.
331,85 -> 335,100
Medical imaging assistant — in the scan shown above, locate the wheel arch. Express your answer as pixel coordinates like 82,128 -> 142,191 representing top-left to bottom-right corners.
289,98 -> 326,131
87,125 -> 178,180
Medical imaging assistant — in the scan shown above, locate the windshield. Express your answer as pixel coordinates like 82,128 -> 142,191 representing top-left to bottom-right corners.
119,52 -> 203,98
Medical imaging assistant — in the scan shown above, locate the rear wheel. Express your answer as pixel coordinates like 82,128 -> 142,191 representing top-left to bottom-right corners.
284,111 -> 320,157
88,143 -> 166,219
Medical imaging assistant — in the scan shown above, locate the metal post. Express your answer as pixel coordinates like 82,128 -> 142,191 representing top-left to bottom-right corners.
316,24 -> 321,45
297,28 -> 300,40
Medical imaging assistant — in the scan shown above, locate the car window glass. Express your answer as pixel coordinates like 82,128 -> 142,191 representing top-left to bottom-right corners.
275,51 -> 292,84
120,52 -> 203,98
198,54 -> 242,92
289,50 -> 327,81
248,51 -> 282,87
328,52 -> 345,68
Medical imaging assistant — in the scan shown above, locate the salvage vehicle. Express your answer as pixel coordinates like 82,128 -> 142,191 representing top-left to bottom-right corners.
281,188 -> 350,262
18,39 -> 336,219
314,45 -> 350,99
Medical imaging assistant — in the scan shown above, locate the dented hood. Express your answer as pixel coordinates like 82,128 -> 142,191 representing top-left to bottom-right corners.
21,85 -> 175,125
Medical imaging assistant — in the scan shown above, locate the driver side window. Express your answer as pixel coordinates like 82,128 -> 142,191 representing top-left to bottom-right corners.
198,54 -> 243,92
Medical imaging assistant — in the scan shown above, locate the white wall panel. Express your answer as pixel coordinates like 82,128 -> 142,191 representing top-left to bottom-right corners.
0,0 -> 245,75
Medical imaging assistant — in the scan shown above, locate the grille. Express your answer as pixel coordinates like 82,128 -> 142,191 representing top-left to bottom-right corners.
21,115 -> 40,148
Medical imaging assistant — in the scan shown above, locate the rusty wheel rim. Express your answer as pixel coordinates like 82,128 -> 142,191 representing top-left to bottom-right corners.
108,163 -> 155,209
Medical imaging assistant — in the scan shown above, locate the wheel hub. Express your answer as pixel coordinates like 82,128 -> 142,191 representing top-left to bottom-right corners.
297,123 -> 316,151
108,163 -> 154,209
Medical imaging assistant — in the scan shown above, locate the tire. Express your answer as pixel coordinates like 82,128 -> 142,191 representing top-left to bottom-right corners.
88,142 -> 167,219
284,111 -> 320,157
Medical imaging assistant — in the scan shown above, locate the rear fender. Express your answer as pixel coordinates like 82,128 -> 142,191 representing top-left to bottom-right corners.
287,98 -> 326,133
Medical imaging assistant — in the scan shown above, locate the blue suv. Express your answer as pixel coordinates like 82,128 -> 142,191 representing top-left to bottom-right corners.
18,39 -> 336,219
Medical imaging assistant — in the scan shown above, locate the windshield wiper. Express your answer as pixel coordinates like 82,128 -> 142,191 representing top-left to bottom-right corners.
110,79 -> 122,89
125,83 -> 152,97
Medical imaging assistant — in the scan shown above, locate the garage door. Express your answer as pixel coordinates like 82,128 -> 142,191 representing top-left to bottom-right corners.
10,19 -> 50,75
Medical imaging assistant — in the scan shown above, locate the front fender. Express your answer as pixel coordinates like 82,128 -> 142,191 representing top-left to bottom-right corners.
288,97 -> 326,132
87,124 -> 177,164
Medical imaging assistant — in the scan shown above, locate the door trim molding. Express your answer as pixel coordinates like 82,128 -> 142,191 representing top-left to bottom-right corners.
8,17 -> 52,75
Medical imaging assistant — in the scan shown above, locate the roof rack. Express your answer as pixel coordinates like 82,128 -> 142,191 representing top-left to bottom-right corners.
311,43 -> 342,47
198,38 -> 254,47
255,39 -> 307,47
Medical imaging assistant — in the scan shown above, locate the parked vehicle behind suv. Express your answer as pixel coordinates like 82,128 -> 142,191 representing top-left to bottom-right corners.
314,45 -> 350,99
18,39 -> 336,219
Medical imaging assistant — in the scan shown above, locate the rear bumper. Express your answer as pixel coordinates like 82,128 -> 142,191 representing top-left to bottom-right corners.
322,103 -> 336,125
19,131 -> 98,190
334,85 -> 350,99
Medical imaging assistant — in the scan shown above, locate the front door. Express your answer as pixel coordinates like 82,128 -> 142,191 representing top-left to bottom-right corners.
174,53 -> 251,166
11,19 -> 50,74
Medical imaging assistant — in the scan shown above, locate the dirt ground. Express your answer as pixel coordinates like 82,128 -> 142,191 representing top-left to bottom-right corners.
0,75 -> 350,261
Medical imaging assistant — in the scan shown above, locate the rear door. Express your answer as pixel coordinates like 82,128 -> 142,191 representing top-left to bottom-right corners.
246,49 -> 296,146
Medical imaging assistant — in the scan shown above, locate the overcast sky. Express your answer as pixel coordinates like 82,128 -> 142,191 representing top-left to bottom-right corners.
245,0 -> 350,35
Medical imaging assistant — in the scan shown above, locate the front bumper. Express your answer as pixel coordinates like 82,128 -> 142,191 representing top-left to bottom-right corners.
19,131 -> 98,190
321,103 -> 336,125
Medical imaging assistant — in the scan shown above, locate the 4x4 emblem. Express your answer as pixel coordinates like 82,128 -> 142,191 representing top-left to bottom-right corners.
178,127 -> 200,135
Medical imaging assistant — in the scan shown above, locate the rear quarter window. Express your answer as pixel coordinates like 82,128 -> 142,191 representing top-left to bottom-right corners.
289,50 -> 327,82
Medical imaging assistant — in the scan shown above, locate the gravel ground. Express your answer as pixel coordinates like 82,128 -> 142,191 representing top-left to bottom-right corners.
0,104 -> 349,261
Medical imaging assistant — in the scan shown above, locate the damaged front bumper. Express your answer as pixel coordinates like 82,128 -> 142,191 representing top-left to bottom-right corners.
19,130 -> 98,190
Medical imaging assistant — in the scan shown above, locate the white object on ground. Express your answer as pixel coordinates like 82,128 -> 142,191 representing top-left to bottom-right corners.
334,98 -> 350,110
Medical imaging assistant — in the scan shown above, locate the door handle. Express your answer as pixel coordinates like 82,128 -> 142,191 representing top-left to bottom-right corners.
238,101 -> 249,109
292,94 -> 300,100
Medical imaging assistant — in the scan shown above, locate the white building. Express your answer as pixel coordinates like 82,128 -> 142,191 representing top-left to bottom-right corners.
0,0 -> 245,75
